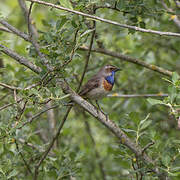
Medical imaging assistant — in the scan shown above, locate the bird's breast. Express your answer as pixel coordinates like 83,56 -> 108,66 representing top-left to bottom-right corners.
103,79 -> 113,91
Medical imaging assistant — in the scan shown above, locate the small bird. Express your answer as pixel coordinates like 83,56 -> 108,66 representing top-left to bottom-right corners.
79,64 -> 121,101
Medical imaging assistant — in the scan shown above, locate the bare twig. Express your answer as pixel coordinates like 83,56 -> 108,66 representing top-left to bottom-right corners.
0,19 -> 30,41
18,138 -> 43,151
18,0 -> 38,37
0,82 -> 41,91
0,102 -> 15,111
108,93 -> 168,98
0,44 -> 41,73
60,29 -> 79,68
18,105 -> 59,129
0,82 -> 22,90
142,142 -> 155,155
15,140 -> 33,175
79,46 -> 173,77
46,101 -> 57,148
0,26 -> 12,33
77,22 -> 96,92
132,160 -> 139,180
18,0 -> 53,71
34,106 -> 72,180
25,0 -> 180,37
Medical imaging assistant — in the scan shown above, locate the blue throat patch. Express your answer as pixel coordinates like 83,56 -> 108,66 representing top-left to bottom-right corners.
105,71 -> 115,85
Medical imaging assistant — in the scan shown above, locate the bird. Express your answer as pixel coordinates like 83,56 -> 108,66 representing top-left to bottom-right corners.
79,64 -> 121,111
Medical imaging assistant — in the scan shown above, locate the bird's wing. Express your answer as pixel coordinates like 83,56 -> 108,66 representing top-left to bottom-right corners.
79,75 -> 101,97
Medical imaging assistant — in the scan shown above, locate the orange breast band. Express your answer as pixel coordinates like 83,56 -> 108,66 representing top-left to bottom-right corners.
103,79 -> 113,91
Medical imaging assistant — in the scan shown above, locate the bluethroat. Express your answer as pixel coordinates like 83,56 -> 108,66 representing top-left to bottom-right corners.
79,64 -> 121,113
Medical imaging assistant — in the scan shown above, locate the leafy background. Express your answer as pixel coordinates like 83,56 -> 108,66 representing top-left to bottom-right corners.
0,0 -> 180,179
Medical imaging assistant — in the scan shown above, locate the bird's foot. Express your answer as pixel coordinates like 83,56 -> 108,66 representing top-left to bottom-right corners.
95,100 -> 108,120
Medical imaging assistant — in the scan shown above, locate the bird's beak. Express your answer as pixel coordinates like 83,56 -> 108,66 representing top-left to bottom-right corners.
115,67 -> 121,72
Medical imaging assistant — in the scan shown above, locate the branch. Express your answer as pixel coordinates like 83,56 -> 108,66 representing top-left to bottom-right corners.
0,102 -> 15,112
77,19 -> 96,92
18,0 -> 53,71
79,46 -> 173,77
0,26 -> 12,33
60,81 -> 168,180
34,106 -> 72,180
0,44 -> 41,73
0,19 -> 30,41
15,140 -> 33,175
108,93 -> 168,98
0,82 -> 22,90
18,105 -> 59,129
25,0 -> 180,37
18,0 -> 38,37
161,0 -> 180,29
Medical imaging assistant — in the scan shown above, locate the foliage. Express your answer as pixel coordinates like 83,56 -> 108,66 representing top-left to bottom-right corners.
0,0 -> 180,179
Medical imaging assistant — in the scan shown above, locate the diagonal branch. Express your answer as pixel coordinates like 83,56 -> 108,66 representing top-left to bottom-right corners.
77,20 -> 96,92
0,44 -> 41,73
60,80 -> 169,180
34,106 -> 72,180
18,0 -> 53,71
79,46 -> 173,77
0,19 -> 30,41
25,0 -> 180,37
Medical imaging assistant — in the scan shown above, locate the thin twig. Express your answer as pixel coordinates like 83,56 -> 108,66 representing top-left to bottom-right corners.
34,106 -> 72,180
0,82 -> 22,90
60,29 -> 79,68
0,102 -> 15,111
77,21 -> 96,92
18,105 -> 59,129
0,19 -> 30,41
0,44 -> 41,73
25,0 -> 180,37
142,142 -> 155,155
15,140 -> 33,175
0,26 -> 12,33
132,160 -> 139,180
18,138 -> 44,151
108,93 -> 168,98
0,82 -> 41,91
26,1 -> 53,71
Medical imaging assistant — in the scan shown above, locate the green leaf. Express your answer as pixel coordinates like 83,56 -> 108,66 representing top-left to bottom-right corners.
56,17 -> 68,30
7,169 -> 18,179
140,113 -> 150,126
80,29 -> 95,38
60,0 -> 73,10
129,112 -> 140,122
140,120 -> 152,131
147,98 -> 164,106
172,72 -> 180,84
